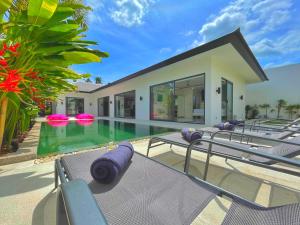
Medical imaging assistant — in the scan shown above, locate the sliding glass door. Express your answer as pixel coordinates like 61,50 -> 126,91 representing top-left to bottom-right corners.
221,78 -> 233,121
150,74 -> 205,123
98,96 -> 109,117
66,97 -> 84,116
150,82 -> 175,120
115,91 -> 135,118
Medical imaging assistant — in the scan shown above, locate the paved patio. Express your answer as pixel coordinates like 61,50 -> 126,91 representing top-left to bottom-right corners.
0,140 -> 299,225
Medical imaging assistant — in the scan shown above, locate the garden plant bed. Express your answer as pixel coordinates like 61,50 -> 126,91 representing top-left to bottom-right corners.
0,123 -> 40,166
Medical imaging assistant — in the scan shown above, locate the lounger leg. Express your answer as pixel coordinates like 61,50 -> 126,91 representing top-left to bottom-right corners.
184,145 -> 192,173
203,143 -> 212,181
55,162 -> 58,189
146,139 -> 152,157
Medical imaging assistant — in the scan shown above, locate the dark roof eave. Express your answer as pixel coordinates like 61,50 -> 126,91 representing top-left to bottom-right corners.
91,29 -> 267,93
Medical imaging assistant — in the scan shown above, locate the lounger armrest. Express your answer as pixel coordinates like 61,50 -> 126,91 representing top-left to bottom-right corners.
57,179 -> 108,225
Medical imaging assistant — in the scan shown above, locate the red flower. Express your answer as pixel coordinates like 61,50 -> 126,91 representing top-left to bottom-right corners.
2,43 -> 8,51
26,69 -> 39,80
0,59 -> 8,67
9,43 -> 20,53
0,69 -> 23,93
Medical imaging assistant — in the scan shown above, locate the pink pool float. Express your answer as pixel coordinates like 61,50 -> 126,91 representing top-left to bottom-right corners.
76,119 -> 94,126
47,114 -> 69,121
47,120 -> 69,127
75,113 -> 95,120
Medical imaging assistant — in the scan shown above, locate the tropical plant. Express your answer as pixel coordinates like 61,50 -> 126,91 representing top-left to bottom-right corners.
0,0 -> 108,152
259,103 -> 271,118
95,76 -> 102,84
251,105 -> 259,119
245,105 -> 251,119
285,105 -> 297,120
85,78 -> 92,83
294,104 -> 300,118
276,99 -> 287,119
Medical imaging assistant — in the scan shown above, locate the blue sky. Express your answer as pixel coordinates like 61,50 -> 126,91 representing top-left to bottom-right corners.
73,0 -> 300,84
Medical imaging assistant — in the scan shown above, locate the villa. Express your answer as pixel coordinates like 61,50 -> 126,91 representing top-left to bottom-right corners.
2,1 -> 300,225
53,29 -> 267,126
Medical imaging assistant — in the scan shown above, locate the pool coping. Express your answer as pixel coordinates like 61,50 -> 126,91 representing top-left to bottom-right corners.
0,122 -> 40,166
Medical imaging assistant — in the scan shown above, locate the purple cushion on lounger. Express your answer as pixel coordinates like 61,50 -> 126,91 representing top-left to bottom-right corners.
181,128 -> 191,137
90,141 -> 134,184
228,120 -> 243,126
181,128 -> 203,143
214,123 -> 235,131
224,123 -> 235,131
184,131 -> 203,142
214,123 -> 225,130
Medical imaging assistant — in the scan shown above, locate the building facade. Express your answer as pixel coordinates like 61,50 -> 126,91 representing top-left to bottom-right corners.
53,30 -> 267,126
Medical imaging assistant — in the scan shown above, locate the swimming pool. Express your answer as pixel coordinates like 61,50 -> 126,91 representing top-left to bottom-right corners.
37,119 -> 177,156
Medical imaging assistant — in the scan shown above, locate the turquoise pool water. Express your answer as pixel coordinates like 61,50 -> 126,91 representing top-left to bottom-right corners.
37,119 -> 177,156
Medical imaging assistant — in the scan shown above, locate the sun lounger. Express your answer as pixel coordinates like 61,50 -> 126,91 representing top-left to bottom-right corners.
55,145 -> 300,225
243,118 -> 300,133
147,132 -> 300,178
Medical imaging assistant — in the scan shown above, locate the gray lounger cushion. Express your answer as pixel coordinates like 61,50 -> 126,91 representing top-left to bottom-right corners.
155,133 -> 300,165
155,132 -> 256,159
249,135 -> 300,164
222,200 -> 300,225
61,151 -> 218,225
201,127 -> 294,140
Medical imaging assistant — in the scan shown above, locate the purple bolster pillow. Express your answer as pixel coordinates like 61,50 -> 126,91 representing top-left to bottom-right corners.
214,123 -> 235,131
181,128 -> 203,143
224,123 -> 235,131
228,120 -> 244,126
90,141 -> 134,184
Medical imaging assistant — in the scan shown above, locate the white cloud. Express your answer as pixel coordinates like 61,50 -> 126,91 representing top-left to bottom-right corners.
85,0 -> 104,23
182,30 -> 195,37
187,0 -> 299,61
159,47 -> 171,54
110,0 -> 155,27
252,30 -> 300,56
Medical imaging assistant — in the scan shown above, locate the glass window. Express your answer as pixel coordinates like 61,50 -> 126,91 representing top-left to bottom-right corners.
98,96 -> 109,117
221,78 -> 233,121
150,82 -> 174,120
175,75 -> 205,123
66,97 -> 84,116
115,91 -> 135,118
150,74 -> 205,123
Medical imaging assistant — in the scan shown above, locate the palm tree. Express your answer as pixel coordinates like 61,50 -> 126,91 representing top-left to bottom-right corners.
259,104 -> 271,118
95,76 -> 102,84
86,78 -> 92,83
294,104 -> 300,118
276,99 -> 287,118
285,105 -> 297,120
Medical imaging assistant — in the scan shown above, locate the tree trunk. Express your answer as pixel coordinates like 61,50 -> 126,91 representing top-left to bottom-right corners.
0,97 -> 8,152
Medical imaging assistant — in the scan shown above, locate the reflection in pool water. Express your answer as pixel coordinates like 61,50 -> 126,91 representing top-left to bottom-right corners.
38,119 -> 177,156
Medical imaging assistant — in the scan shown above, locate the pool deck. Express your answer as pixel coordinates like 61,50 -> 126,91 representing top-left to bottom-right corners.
1,139 -> 300,225
0,123 -> 40,166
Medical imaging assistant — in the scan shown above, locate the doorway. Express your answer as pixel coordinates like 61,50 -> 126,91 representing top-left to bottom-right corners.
221,78 -> 233,121
98,96 -> 110,117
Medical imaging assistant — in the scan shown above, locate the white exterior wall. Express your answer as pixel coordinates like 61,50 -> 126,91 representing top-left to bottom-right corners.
246,64 -> 300,119
90,54 -> 213,124
210,58 -> 246,124
54,53 -> 251,126
55,92 -> 97,115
